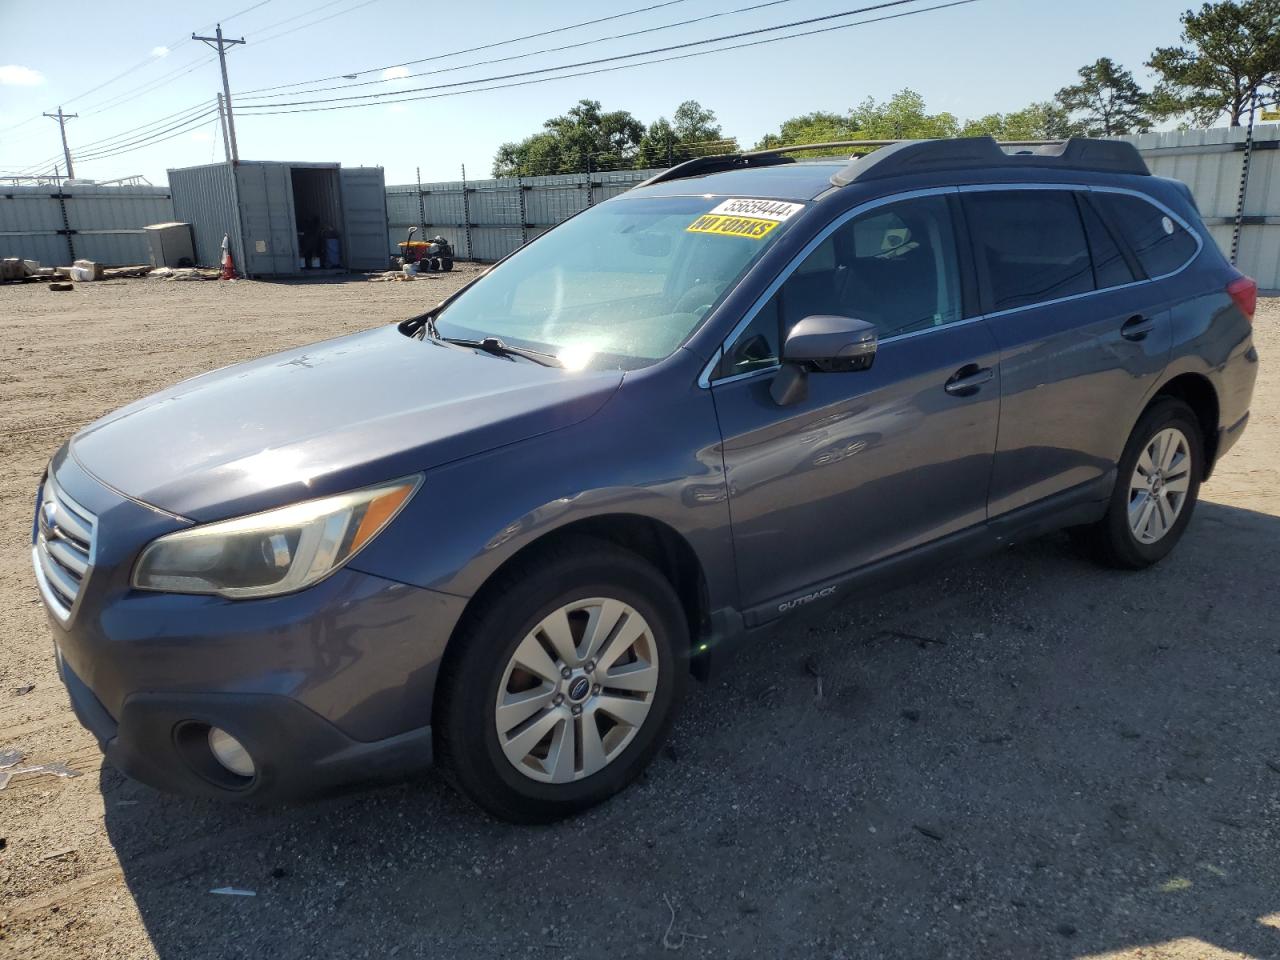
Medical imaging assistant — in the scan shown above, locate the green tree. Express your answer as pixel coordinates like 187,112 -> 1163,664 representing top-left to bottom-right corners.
848,89 -> 960,139
492,99 -> 644,177
1148,0 -> 1280,126
960,102 -> 1083,140
637,100 -> 736,165
1056,58 -> 1152,135
754,110 -> 853,149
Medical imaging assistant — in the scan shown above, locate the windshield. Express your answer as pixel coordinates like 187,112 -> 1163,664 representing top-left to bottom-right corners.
431,195 -> 799,371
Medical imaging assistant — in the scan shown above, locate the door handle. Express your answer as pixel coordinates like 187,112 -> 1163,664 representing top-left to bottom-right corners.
944,364 -> 994,397
1120,314 -> 1156,341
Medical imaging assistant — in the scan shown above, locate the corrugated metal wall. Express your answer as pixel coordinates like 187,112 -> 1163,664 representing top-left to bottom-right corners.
386,168 -> 662,262
169,162 -> 244,272
0,184 -> 173,266
1118,125 -> 1280,289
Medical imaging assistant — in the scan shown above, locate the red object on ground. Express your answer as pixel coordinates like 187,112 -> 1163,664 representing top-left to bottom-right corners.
220,247 -> 238,280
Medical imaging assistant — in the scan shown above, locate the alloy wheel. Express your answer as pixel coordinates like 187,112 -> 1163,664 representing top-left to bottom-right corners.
494,597 -> 659,783
1128,426 -> 1192,545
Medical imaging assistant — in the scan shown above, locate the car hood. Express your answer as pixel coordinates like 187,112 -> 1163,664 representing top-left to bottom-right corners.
69,325 -> 622,520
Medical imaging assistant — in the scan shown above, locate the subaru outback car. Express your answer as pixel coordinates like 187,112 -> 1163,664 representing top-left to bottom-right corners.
34,138 -> 1258,822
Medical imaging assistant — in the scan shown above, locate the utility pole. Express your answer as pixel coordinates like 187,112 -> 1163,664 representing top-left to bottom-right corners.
215,93 -> 232,163
43,106 -> 77,179
193,24 -> 245,163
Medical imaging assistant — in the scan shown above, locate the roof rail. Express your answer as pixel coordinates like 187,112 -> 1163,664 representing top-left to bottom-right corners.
636,151 -> 794,187
637,137 -> 1150,189
829,136 -> 1150,185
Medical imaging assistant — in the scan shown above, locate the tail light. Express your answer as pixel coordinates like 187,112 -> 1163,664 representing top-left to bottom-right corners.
1227,274 -> 1257,322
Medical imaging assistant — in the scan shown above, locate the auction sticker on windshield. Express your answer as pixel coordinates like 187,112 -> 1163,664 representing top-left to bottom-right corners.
707,198 -> 805,221
686,214 -> 781,239
687,198 -> 805,240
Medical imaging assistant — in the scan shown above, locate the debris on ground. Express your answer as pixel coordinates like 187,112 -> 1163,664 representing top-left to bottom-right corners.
913,823 -> 945,842
102,264 -> 153,279
40,848 -> 75,862
660,893 -> 707,950
366,269 -> 441,282
148,266 -> 217,281
12,684 -> 34,696
48,281 -> 74,292
209,887 -> 256,897
0,750 -> 82,790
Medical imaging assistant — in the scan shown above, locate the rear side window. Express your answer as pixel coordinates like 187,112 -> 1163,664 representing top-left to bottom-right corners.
1094,192 -> 1198,278
963,190 -> 1094,312
1078,195 -> 1136,289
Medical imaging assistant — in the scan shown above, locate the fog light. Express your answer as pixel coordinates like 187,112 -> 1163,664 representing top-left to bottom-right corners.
207,727 -> 255,778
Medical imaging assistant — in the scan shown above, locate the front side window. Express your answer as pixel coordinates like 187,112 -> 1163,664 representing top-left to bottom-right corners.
1094,192 -> 1199,278
964,190 -> 1094,312
718,195 -> 963,379
433,195 -> 795,371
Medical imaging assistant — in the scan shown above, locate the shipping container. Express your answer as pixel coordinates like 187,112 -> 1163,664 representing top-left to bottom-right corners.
167,160 -> 389,277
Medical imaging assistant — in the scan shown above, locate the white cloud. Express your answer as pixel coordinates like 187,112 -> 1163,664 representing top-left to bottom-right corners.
190,130 -> 213,142
151,46 -> 170,58
0,65 -> 46,86
387,103 -> 408,114
381,66 -> 411,81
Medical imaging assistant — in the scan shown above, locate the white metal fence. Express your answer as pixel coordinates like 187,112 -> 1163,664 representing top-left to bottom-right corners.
0,184 -> 174,266
1118,125 -> 1280,290
385,169 -> 664,263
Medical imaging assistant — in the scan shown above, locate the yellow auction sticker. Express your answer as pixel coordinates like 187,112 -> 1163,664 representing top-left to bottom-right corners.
686,214 -> 781,240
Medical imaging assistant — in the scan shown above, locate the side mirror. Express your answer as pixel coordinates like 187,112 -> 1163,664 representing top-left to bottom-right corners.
770,315 -> 877,406
784,315 -> 878,372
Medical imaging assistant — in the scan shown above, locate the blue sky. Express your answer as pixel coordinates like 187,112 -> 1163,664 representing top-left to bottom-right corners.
0,0 -> 1202,186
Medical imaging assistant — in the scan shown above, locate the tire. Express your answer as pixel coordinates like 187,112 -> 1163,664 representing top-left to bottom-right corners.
1076,397 -> 1203,569
440,258 -> 454,272
434,537 -> 688,823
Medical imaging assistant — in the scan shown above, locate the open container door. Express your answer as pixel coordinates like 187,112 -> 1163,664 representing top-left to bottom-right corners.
339,166 -> 389,270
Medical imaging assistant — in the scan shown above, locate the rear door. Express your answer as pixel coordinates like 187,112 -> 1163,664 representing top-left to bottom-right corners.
962,186 -> 1174,517
710,192 -> 1001,612
339,167 -> 390,270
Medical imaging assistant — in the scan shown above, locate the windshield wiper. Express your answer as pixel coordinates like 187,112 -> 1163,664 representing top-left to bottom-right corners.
440,335 -> 563,367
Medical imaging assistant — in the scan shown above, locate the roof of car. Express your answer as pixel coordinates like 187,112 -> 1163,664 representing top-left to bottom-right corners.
625,138 -> 1152,204
627,161 -> 847,202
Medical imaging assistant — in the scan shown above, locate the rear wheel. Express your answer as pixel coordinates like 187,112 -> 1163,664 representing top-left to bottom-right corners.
434,538 -> 687,822
1076,398 -> 1203,569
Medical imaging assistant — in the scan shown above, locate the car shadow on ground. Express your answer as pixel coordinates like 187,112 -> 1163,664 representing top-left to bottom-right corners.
102,499 -> 1280,959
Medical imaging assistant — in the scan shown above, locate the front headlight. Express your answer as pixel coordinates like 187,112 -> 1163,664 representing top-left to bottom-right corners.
132,475 -> 422,598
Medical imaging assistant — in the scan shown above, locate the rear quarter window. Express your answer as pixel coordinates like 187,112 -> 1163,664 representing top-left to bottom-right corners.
1094,192 -> 1199,278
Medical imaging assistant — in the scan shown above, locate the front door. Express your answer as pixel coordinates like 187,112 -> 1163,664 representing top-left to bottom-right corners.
709,193 -> 1000,613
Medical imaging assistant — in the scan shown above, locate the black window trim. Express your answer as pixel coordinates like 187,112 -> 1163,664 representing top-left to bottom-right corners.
699,182 -> 1203,389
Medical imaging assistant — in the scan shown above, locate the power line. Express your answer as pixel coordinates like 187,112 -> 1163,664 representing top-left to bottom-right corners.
236,0 -> 696,96
239,0 -> 804,101
239,0 -> 977,116
79,54 -> 218,116
5,100 -> 212,175
74,108 -> 220,164
238,0 -> 954,111
255,0 -> 385,45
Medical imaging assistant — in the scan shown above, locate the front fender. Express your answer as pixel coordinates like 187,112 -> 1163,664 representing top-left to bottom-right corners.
347,355 -> 738,614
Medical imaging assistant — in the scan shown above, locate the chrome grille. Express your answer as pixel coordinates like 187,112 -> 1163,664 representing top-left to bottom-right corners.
32,475 -> 96,622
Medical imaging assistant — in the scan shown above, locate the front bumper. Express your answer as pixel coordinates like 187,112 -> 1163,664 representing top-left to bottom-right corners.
40,450 -> 469,802
58,651 -> 434,802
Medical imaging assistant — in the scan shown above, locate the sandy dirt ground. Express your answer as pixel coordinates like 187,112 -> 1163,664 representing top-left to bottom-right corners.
0,273 -> 1276,960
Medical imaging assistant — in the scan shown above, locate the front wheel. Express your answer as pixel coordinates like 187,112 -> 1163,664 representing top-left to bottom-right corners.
434,538 -> 687,822
1076,397 -> 1203,569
